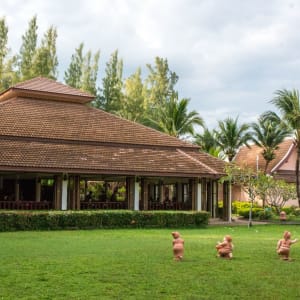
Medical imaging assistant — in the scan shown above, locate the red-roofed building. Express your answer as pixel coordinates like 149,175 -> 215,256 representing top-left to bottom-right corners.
0,77 -> 229,218
233,139 -> 298,205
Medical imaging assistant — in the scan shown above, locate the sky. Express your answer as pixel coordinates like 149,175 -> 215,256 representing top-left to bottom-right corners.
2,0 -> 300,129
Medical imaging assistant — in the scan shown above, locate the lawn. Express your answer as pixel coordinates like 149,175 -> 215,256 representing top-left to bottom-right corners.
0,225 -> 300,300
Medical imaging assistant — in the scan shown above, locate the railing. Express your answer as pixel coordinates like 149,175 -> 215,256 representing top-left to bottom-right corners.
148,202 -> 188,210
0,201 -> 53,210
80,201 -> 128,210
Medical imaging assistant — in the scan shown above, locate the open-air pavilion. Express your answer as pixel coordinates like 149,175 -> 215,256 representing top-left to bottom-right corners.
0,77 -> 230,219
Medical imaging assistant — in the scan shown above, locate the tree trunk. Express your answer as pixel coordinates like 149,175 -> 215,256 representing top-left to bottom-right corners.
296,147 -> 300,207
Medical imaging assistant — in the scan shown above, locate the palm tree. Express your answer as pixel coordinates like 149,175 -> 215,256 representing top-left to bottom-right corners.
194,127 -> 225,159
144,95 -> 204,138
214,117 -> 251,162
250,113 -> 292,173
268,89 -> 300,206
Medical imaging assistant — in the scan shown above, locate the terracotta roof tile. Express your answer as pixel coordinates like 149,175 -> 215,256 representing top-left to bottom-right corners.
12,77 -> 93,98
233,139 -> 294,173
0,77 -> 225,177
0,138 -> 224,177
0,77 -> 94,103
0,97 -> 197,148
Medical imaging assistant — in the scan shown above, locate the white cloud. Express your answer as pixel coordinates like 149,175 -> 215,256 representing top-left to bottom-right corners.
1,0 -> 300,129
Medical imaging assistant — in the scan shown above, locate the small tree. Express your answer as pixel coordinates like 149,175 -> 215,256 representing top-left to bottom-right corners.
221,164 -> 261,227
264,179 -> 296,214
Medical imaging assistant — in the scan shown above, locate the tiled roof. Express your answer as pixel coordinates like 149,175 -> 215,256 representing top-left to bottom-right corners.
0,77 -> 94,103
0,138 -> 225,177
0,77 -> 226,177
233,139 -> 294,173
0,97 -> 197,148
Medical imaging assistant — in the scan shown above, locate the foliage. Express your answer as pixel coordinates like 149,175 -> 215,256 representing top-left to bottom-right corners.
214,116 -> 251,161
118,67 -> 146,122
194,127 -> 225,159
64,43 -> 100,96
144,94 -> 203,138
264,179 -> 297,213
268,89 -> 300,206
96,49 -> 123,112
18,15 -> 38,80
0,210 -> 209,231
250,113 -> 292,173
31,26 -> 58,79
144,56 -> 178,109
238,207 -> 264,218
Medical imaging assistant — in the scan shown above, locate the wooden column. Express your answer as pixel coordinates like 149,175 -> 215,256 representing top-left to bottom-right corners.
142,179 -> 148,210
201,178 -> 207,211
15,179 -> 20,201
35,178 -> 41,202
54,175 -> 62,210
126,177 -> 135,210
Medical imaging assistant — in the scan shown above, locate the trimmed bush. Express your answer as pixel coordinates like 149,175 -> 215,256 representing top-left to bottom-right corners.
0,210 -> 209,232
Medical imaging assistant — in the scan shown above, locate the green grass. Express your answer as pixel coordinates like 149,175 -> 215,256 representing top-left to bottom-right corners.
1,225 -> 300,299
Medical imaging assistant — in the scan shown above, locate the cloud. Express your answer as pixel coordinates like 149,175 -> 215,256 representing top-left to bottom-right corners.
1,0 -> 300,130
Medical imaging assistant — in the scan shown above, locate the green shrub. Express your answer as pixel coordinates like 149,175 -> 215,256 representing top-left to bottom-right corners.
257,209 -> 274,220
232,201 -> 260,215
0,210 -> 209,232
238,207 -> 264,219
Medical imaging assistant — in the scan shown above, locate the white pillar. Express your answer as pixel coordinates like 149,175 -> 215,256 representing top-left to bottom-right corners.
134,182 -> 140,211
196,183 -> 202,211
61,179 -> 68,210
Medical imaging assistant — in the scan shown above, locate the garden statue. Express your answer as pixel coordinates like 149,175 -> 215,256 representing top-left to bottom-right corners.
171,231 -> 184,261
216,235 -> 234,259
277,231 -> 298,261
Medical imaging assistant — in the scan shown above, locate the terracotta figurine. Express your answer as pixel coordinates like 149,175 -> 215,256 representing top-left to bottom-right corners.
172,231 -> 184,261
277,231 -> 298,261
216,235 -> 234,259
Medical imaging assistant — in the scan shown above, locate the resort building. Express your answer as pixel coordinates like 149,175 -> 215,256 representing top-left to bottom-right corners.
0,77 -> 229,218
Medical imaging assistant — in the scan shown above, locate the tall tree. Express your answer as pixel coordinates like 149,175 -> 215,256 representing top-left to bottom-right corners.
64,43 -> 100,95
268,89 -> 300,206
19,15 -> 38,80
31,26 -> 58,79
144,57 -> 178,110
250,113 -> 292,173
64,43 -> 84,89
0,18 -> 8,77
96,49 -> 123,112
119,67 -> 145,122
214,117 -> 251,162
145,94 -> 203,138
81,49 -> 100,96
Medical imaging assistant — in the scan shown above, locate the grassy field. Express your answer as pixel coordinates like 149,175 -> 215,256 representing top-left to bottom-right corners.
0,225 -> 300,300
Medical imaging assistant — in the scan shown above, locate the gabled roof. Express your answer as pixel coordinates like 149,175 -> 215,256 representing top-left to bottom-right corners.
233,139 -> 295,173
0,77 -> 226,177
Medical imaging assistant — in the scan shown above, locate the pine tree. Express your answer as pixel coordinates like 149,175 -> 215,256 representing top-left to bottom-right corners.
64,43 -> 84,89
120,67 -> 145,122
144,57 -> 178,110
64,43 -> 100,95
81,49 -> 100,96
19,15 -> 38,80
96,49 -> 123,112
32,26 -> 58,79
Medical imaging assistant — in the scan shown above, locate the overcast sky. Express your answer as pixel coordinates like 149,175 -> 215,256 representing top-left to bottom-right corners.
2,0 -> 300,129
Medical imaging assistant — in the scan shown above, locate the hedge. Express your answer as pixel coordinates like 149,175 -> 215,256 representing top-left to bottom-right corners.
0,210 -> 209,232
